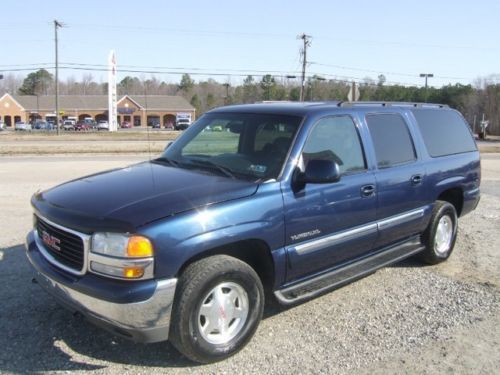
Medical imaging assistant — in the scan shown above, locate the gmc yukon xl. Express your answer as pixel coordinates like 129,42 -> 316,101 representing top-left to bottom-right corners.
26,102 -> 480,363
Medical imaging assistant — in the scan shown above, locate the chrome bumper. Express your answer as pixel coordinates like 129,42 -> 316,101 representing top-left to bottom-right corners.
27,229 -> 177,343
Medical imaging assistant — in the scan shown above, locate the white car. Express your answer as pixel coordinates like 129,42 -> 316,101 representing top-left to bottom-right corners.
15,121 -> 32,131
97,121 -> 109,131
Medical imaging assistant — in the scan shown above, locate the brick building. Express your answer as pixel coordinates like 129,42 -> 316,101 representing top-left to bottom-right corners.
0,94 -> 195,128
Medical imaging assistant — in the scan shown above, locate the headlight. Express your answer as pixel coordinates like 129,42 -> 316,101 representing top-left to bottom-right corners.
90,232 -> 154,280
91,233 -> 154,258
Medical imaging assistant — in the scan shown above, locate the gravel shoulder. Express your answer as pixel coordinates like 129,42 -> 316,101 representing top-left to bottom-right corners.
0,154 -> 498,374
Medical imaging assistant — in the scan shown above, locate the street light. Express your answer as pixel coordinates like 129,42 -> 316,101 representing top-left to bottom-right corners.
420,73 -> 433,102
310,76 -> 326,101
223,83 -> 230,105
419,73 -> 433,88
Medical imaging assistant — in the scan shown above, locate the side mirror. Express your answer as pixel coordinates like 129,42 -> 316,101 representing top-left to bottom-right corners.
299,159 -> 341,184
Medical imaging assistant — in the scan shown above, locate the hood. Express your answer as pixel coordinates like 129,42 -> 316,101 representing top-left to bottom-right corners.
32,161 -> 258,233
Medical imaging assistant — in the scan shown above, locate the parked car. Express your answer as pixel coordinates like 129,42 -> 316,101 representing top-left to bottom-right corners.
97,120 -> 109,131
74,121 -> 91,131
175,118 -> 191,130
120,121 -> 132,129
26,102 -> 480,364
62,120 -> 75,131
15,121 -> 32,131
83,118 -> 97,130
34,120 -> 53,130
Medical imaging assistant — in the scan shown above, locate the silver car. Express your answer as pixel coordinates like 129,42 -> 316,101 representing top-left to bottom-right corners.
15,122 -> 32,131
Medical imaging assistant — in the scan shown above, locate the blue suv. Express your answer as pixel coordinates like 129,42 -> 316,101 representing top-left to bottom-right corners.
26,102 -> 480,363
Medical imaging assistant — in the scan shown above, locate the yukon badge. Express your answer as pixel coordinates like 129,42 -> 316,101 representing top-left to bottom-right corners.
290,229 -> 321,242
42,231 -> 61,251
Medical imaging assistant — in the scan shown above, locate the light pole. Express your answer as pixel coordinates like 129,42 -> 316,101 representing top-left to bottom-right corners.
223,83 -> 230,105
310,76 -> 326,101
285,75 -> 296,100
54,20 -> 63,135
419,73 -> 433,102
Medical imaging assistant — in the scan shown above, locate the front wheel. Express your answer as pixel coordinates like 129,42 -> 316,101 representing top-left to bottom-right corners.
169,255 -> 264,363
420,200 -> 458,264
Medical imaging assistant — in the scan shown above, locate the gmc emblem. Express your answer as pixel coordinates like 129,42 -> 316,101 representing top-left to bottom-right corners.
42,231 -> 61,251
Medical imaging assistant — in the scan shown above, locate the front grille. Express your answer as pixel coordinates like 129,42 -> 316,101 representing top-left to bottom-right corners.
36,217 -> 85,271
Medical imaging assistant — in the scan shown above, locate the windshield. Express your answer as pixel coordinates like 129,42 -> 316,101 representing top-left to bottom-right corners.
161,112 -> 302,181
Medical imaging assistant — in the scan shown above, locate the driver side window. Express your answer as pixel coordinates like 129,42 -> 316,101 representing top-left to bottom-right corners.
302,116 -> 366,174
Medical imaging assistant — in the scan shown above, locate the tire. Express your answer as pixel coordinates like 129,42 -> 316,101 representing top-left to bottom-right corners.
420,200 -> 458,264
169,255 -> 264,363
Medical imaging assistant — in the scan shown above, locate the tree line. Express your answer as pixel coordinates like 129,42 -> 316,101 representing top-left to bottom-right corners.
1,69 -> 499,135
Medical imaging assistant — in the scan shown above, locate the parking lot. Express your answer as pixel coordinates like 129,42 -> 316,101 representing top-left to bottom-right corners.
0,153 -> 499,374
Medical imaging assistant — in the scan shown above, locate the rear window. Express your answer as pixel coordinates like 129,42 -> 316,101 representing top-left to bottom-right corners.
366,114 -> 416,168
411,109 -> 476,157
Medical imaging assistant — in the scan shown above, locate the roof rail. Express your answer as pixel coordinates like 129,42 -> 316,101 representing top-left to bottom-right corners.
337,101 -> 449,109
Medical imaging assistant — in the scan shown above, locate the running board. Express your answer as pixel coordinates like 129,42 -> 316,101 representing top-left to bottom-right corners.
274,236 -> 424,305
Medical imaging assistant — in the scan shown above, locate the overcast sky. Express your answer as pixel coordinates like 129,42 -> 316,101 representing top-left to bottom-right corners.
1,0 -> 498,87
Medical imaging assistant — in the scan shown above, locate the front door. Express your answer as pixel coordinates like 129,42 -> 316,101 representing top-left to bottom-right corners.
282,115 -> 377,283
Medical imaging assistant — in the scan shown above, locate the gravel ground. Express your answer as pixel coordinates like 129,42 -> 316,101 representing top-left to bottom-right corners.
0,154 -> 499,374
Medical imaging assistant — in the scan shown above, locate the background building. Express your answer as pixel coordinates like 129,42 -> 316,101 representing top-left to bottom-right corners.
0,94 -> 195,128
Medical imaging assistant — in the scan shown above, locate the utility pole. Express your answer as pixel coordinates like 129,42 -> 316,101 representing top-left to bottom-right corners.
298,33 -> 311,102
54,20 -> 63,135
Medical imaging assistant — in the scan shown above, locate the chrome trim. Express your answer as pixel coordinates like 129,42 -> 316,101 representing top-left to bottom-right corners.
294,224 -> 377,255
377,208 -> 425,231
290,206 -> 427,256
88,252 -> 154,280
34,214 -> 90,276
34,268 -> 177,341
466,187 -> 480,196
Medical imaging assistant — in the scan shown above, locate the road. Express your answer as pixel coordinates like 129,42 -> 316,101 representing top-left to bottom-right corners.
0,154 -> 498,374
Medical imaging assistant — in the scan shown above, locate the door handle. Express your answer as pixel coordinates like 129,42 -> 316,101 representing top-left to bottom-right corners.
411,174 -> 423,185
360,184 -> 375,197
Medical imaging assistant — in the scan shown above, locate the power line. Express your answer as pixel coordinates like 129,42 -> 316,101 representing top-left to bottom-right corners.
310,61 -> 474,81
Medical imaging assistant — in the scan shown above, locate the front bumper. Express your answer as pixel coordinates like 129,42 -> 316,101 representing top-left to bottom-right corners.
26,230 -> 177,343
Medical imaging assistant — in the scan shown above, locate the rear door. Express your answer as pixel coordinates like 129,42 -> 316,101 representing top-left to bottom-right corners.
282,115 -> 377,282
365,113 -> 429,249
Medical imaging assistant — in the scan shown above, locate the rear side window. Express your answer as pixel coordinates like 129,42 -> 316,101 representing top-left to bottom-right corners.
411,109 -> 476,157
366,114 -> 416,168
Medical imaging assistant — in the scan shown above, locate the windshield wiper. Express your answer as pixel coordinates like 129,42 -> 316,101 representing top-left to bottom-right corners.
153,156 -> 180,167
185,158 -> 237,179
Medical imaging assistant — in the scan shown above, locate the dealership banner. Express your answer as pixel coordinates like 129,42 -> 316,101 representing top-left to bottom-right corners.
108,50 -> 118,132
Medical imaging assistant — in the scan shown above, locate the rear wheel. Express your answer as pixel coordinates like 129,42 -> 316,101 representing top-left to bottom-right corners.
420,200 -> 458,264
169,255 -> 264,363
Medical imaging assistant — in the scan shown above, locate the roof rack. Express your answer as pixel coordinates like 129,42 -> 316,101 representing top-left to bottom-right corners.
337,101 -> 449,109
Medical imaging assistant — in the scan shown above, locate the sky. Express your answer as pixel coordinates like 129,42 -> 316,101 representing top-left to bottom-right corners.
1,0 -> 499,88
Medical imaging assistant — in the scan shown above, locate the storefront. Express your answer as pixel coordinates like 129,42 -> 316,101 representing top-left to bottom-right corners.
0,94 -> 195,128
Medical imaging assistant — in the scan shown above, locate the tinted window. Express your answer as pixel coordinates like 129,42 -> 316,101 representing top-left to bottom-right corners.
366,114 -> 416,168
303,116 -> 366,174
411,109 -> 476,157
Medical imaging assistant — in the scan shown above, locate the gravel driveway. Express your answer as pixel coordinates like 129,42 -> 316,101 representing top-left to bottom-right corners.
0,154 -> 498,374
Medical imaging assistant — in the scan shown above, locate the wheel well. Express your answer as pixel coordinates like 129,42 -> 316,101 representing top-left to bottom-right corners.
437,188 -> 463,216
177,240 -> 275,294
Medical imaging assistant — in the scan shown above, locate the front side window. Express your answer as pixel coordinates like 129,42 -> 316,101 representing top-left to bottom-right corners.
302,115 -> 366,174
366,113 -> 416,168
162,113 -> 302,181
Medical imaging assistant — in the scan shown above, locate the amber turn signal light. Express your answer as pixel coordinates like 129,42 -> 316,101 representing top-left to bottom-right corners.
127,236 -> 154,257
